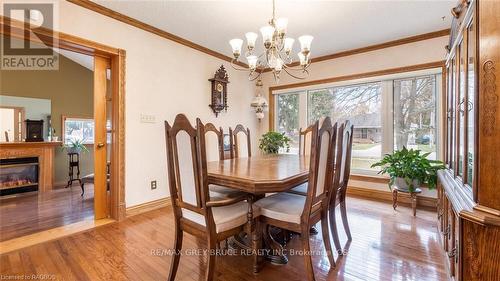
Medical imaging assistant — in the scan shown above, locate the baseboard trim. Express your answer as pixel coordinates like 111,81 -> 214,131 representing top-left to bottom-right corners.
126,197 -> 171,217
347,186 -> 437,209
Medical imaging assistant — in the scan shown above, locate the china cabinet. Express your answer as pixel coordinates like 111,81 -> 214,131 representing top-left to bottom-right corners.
438,0 -> 500,280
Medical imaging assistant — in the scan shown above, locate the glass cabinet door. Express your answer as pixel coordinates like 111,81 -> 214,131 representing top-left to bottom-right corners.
450,57 -> 456,172
457,41 -> 466,177
466,18 -> 476,187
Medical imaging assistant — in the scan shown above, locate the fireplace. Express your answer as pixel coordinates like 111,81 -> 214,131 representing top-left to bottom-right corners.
0,157 -> 39,196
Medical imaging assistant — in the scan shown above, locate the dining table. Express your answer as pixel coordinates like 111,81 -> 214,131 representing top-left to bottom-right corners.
207,154 -> 310,267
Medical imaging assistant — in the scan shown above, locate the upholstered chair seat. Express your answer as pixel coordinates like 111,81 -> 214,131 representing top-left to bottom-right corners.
255,192 -> 321,224
209,184 -> 246,199
182,201 -> 259,233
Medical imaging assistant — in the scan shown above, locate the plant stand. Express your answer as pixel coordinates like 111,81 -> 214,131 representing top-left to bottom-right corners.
392,186 -> 422,216
66,152 -> 82,188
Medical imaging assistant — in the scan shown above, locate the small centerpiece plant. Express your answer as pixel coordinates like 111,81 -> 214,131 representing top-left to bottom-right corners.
371,146 -> 445,192
259,131 -> 291,154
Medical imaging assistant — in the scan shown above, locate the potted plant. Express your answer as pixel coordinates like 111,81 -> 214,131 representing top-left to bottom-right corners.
63,139 -> 89,154
259,131 -> 291,154
370,146 -> 445,192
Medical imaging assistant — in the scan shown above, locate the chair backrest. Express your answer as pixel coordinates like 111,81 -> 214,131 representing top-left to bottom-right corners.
298,125 -> 314,156
302,117 -> 337,221
232,124 -> 251,158
165,114 -> 209,219
200,121 -> 224,161
333,121 -> 354,203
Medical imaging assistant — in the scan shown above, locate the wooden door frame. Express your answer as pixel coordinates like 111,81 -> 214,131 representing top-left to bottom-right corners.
1,16 -> 127,221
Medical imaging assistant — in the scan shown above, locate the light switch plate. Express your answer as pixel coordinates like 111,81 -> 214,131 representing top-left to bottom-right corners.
140,114 -> 156,123
151,180 -> 157,190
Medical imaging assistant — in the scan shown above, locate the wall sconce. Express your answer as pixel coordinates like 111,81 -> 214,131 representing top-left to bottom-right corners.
250,79 -> 268,122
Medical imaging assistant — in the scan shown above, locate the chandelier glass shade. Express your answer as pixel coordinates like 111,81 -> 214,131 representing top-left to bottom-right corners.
229,0 -> 313,82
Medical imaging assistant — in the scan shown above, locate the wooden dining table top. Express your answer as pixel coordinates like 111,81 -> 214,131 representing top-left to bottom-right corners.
207,154 -> 310,194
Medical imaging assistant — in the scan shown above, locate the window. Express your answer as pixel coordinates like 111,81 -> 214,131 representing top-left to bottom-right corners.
307,82 -> 383,172
276,92 -> 301,153
63,117 -> 95,144
394,75 -> 438,160
274,70 -> 442,175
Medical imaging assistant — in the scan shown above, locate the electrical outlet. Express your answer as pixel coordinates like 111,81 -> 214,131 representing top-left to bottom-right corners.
150,180 -> 157,190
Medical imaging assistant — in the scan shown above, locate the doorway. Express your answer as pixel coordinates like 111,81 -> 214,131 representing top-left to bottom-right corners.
0,18 -> 125,246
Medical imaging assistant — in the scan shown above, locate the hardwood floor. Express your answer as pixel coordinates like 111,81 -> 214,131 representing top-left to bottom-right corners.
0,184 -> 94,242
0,196 -> 447,280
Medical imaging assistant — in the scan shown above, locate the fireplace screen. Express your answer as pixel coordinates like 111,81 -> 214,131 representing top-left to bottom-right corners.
0,157 -> 39,195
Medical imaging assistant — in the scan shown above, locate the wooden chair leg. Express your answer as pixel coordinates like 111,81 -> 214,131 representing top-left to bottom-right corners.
167,227 -> 183,281
205,238 -> 217,281
321,213 -> 335,268
300,229 -> 315,281
328,206 -> 342,255
340,200 -> 352,241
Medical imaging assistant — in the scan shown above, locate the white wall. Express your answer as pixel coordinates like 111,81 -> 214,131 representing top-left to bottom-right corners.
54,2 -> 257,207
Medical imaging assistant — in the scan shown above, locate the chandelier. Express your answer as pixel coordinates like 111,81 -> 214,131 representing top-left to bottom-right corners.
229,0 -> 313,82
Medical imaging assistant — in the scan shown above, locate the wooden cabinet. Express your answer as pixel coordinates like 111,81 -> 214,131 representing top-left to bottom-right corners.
439,0 -> 500,280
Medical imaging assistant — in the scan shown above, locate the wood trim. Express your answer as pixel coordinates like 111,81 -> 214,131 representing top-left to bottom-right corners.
66,0 -> 248,68
0,16 -> 119,58
350,174 -> 389,184
126,197 -> 171,217
0,218 -> 115,255
268,61 -> 445,130
347,186 -> 437,209
263,29 -> 450,72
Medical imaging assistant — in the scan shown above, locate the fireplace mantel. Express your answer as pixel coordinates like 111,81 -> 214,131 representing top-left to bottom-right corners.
0,141 -> 62,192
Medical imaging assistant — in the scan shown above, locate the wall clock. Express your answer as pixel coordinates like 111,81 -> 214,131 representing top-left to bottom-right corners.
208,65 -> 229,117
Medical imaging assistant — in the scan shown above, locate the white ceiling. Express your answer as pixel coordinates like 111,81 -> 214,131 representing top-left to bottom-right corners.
93,0 -> 455,59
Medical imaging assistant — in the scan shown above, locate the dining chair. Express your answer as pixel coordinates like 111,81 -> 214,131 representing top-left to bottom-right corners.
165,114 -> 257,281
255,118 -> 338,281
298,125 -> 314,156
199,120 -> 247,200
329,121 -> 354,255
232,124 -> 251,158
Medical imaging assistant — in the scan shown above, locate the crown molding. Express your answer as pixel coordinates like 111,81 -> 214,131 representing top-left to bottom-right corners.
66,0 -> 248,68
262,28 -> 450,73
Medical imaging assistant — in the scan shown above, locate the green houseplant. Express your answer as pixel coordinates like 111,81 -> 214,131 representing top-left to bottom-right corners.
371,146 -> 445,192
259,131 -> 291,154
63,139 -> 89,154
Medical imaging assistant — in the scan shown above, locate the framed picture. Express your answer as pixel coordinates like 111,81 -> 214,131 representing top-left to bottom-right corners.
223,134 -> 231,151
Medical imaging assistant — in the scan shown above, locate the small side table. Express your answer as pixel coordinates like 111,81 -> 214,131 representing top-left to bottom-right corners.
392,186 -> 422,216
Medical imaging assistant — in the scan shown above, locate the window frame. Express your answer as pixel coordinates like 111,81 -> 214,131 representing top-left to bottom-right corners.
272,67 -> 443,176
62,115 -> 95,145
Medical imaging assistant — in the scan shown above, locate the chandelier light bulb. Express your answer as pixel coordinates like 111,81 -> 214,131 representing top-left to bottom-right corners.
276,18 -> 288,35
260,25 -> 275,48
298,35 -> 313,53
284,37 -> 295,54
245,32 -> 258,51
229,39 -> 243,58
247,55 -> 258,70
298,52 -> 308,66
